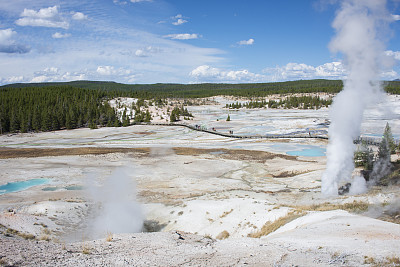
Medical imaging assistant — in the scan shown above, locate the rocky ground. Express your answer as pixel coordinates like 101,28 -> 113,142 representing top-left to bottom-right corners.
1,96 -> 400,266
1,210 -> 400,266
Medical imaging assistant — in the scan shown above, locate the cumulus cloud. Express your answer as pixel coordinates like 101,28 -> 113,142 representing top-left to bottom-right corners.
0,68 -> 77,85
386,50 -> 400,61
114,0 -> 152,3
71,11 -> 88,21
30,67 -> 86,83
131,0 -> 152,2
264,62 -> 346,81
315,62 -> 346,77
164,33 -> 199,40
237,38 -> 255,45
16,6 -> 69,29
134,46 -> 160,57
0,75 -> 25,85
173,19 -> 187,26
96,65 -> 132,76
52,32 -> 71,39
0,28 -> 30,54
392,14 -> 400,21
172,14 -> 187,25
190,65 -> 267,83
189,61 -> 353,83
96,66 -> 136,82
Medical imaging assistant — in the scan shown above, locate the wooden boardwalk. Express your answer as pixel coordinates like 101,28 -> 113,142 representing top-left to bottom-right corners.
137,122 -> 329,140
136,122 -> 398,146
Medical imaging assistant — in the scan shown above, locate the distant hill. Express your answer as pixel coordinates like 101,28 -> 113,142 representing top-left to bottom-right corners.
1,79 -> 400,98
0,79 -> 344,98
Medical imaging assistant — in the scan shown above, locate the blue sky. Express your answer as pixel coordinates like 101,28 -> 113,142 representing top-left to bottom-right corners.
0,0 -> 399,85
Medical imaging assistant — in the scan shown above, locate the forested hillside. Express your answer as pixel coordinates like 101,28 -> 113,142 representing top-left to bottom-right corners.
0,86 -> 119,134
3,79 -> 400,98
2,79 -> 345,98
1,79 -> 400,134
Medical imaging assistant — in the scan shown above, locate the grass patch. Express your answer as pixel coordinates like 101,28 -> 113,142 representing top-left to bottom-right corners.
39,235 -> 51,241
18,232 -> 36,240
384,256 -> 400,266
0,257 -> 8,266
216,230 -> 230,240
293,200 -> 369,213
220,209 -> 233,218
203,234 -> 213,240
248,210 -> 306,238
5,228 -> 35,240
272,170 -> 310,178
82,242 -> 91,255
106,232 -> 113,242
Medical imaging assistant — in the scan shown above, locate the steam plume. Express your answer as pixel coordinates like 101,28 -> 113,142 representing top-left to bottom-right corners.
322,0 -> 394,195
87,167 -> 143,238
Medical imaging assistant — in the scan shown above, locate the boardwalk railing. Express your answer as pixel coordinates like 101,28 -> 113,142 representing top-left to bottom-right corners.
135,122 -> 398,145
135,122 -> 329,140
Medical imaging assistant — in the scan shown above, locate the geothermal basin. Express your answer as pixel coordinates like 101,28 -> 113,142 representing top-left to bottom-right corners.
0,95 -> 400,265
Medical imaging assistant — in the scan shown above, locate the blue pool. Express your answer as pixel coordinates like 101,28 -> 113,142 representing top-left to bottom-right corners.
0,178 -> 50,195
271,143 -> 326,157
287,146 -> 326,157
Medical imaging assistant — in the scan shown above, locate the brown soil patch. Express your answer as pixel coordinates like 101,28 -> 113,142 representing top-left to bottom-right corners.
0,146 -> 302,163
266,139 -> 291,143
173,147 -> 298,162
134,132 -> 155,135
0,147 -> 150,159
272,170 -> 311,178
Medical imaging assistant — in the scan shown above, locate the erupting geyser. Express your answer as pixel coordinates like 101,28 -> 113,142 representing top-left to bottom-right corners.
322,0 -> 396,196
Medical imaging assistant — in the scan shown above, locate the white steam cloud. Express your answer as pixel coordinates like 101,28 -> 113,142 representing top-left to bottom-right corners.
86,167 -> 143,238
322,0 -> 394,196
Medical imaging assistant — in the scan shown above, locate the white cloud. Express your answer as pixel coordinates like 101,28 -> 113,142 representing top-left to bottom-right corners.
315,62 -> 346,77
113,0 -> 128,5
97,65 -> 132,76
386,50 -> 400,61
16,6 -> 69,29
189,62 -> 350,83
190,65 -> 267,83
71,12 -> 88,21
171,14 -> 187,25
29,67 -> 86,83
164,33 -> 200,40
0,75 -> 25,84
52,32 -> 71,39
135,49 -> 146,57
113,0 -> 152,4
134,46 -> 160,57
392,14 -> 400,21
96,65 -> 136,82
0,28 -> 30,54
237,38 -> 255,45
172,19 -> 187,26
380,70 -> 398,80
264,62 -> 346,81
96,65 -> 115,75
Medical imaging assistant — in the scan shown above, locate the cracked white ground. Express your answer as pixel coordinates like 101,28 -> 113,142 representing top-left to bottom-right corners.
0,95 -> 399,266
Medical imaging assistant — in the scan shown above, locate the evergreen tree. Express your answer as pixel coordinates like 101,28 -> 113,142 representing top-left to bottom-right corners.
226,114 -> 231,121
144,110 -> 152,122
378,133 -> 390,161
122,108 -> 130,126
354,141 -> 374,171
383,122 -> 396,154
